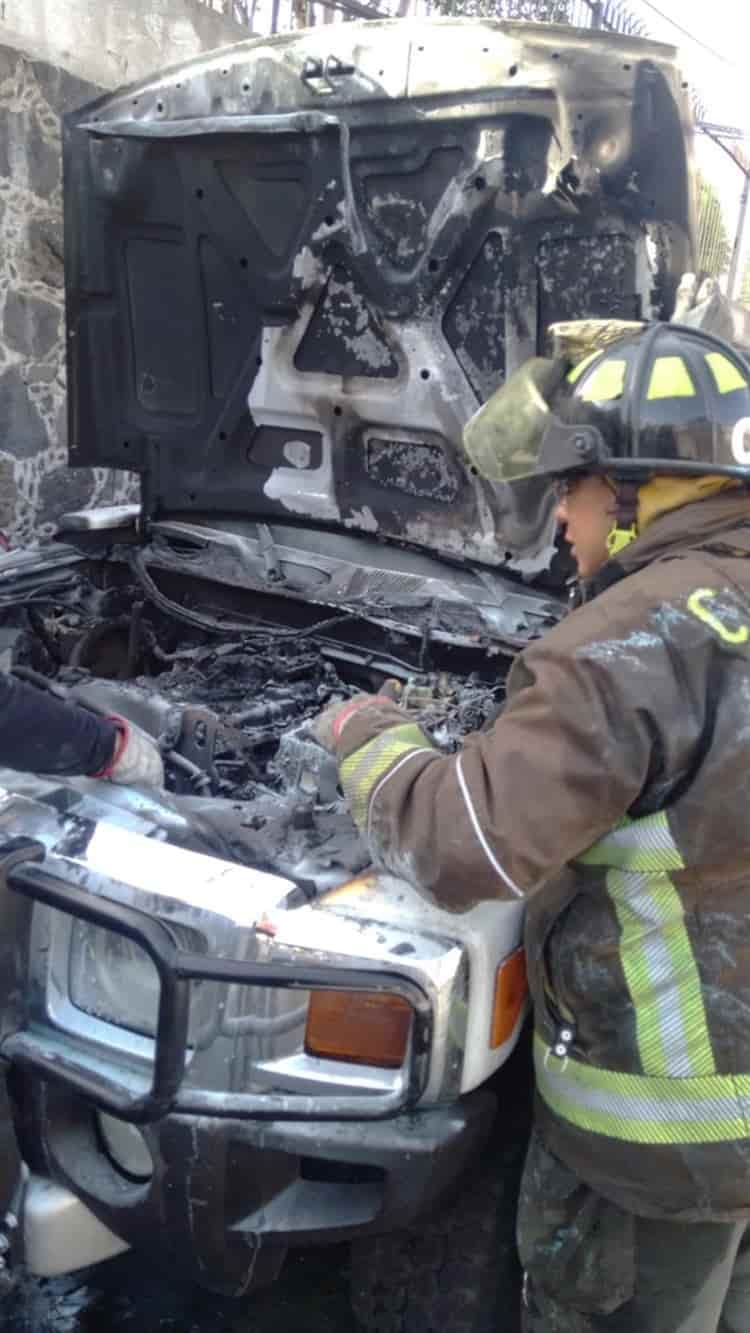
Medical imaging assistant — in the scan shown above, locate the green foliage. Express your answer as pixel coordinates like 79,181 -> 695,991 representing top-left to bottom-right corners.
697,174 -> 731,280
740,257 -> 750,310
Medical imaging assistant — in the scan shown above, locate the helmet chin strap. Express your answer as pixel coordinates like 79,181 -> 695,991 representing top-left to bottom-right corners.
606,479 -> 640,559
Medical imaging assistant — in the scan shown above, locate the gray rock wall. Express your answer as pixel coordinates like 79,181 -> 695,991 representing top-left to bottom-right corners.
0,47 -> 131,543
0,1 -> 245,545
1,0 -> 246,97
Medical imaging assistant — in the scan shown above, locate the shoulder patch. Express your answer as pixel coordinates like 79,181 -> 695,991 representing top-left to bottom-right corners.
687,588 -> 750,646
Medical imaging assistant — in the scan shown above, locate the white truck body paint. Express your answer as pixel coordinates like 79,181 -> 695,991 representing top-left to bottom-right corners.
24,1176 -> 129,1277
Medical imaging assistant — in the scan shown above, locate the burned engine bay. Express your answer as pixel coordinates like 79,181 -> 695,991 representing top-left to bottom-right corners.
0,551 -> 556,890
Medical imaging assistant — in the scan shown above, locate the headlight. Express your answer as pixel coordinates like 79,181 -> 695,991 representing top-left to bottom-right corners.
69,920 -> 206,1041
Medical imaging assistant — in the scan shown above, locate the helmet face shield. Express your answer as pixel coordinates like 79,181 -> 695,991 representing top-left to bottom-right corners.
462,357 -> 609,483
462,323 -> 750,487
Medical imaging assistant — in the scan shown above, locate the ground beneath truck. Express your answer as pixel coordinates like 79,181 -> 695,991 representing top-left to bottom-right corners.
1,1248 -> 353,1332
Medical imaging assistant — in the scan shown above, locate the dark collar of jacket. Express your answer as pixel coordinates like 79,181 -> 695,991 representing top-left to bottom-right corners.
579,490 -> 750,603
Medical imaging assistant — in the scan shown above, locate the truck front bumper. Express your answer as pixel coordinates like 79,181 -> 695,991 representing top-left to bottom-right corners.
15,1073 -> 497,1295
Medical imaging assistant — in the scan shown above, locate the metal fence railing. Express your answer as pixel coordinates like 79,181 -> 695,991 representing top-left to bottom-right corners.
698,176 -> 732,280
193,0 -> 649,33
569,0 -> 647,34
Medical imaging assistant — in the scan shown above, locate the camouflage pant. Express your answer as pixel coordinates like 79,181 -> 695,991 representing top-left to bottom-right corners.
518,1130 -> 750,1333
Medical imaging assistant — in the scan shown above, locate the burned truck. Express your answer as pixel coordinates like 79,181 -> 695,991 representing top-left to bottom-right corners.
0,16 -> 694,1332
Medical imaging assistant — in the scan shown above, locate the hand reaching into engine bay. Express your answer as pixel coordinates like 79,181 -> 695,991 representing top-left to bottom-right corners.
311,681 -> 405,753
98,717 -> 165,789
312,694 -> 382,753
0,672 -> 164,788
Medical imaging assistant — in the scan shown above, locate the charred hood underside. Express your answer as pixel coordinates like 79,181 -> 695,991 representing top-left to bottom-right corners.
64,17 -> 695,568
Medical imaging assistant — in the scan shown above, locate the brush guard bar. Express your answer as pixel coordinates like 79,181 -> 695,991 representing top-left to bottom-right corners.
0,837 -> 431,1126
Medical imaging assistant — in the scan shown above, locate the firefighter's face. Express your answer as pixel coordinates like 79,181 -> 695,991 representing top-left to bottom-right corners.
554,474 -> 618,579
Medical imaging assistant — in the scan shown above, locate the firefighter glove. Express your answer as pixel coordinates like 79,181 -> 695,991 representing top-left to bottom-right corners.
102,717 -> 165,789
312,693 -> 397,753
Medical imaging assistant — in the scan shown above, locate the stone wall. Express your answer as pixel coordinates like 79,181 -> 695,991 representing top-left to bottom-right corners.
0,49 -> 108,543
0,1 -> 245,545
0,0 -> 245,102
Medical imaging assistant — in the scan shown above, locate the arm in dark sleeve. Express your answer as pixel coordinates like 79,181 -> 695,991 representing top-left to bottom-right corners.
0,674 -> 118,777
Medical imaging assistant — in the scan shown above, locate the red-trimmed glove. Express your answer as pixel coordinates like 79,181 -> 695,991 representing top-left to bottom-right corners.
96,716 -> 165,789
312,691 -> 398,754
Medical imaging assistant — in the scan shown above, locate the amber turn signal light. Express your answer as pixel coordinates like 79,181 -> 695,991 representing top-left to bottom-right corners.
490,948 -> 528,1049
305,990 -> 412,1069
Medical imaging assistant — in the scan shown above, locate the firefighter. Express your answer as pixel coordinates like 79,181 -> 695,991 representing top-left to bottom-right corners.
314,321 -> 750,1331
0,671 -> 163,786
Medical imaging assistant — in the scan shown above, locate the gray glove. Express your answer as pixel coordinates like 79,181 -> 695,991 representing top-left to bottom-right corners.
106,717 -> 165,789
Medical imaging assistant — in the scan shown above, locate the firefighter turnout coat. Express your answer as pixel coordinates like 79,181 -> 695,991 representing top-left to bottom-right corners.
332,492 -> 750,1221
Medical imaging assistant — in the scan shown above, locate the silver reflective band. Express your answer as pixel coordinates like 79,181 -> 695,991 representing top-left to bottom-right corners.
534,1035 -> 750,1146
578,813 -> 715,1081
455,754 -> 524,898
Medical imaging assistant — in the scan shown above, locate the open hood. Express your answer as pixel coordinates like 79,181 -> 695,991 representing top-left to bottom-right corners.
63,17 -> 695,569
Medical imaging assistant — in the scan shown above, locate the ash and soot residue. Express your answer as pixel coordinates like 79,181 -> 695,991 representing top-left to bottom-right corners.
2,1248 -> 352,1332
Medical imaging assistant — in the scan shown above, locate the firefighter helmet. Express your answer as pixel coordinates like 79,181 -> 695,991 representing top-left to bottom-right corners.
463,322 -> 750,485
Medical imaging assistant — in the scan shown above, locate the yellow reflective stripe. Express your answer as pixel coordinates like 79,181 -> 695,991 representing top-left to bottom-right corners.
567,350 -> 602,385
687,589 -> 750,645
607,868 -> 715,1078
705,352 -> 748,395
534,1036 -> 750,1145
339,724 -> 433,829
578,812 -> 715,1079
609,869 -> 670,1076
647,356 -> 695,400
578,811 -> 682,872
579,358 -> 626,402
